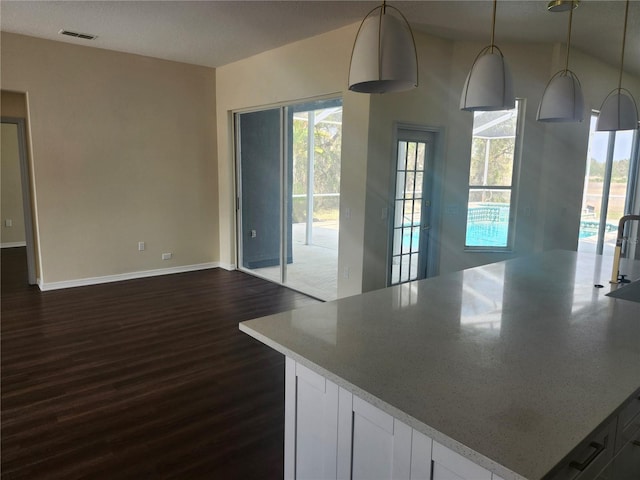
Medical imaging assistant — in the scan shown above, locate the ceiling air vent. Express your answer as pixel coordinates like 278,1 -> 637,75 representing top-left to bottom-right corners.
59,29 -> 97,40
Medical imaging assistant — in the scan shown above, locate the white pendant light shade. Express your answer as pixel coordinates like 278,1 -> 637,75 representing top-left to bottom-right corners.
460,49 -> 515,111
348,5 -> 418,94
538,0 -> 583,123
537,71 -> 584,122
596,0 -> 638,131
596,89 -> 639,131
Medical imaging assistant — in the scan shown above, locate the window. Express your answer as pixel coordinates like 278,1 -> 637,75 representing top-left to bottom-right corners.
465,100 -> 523,249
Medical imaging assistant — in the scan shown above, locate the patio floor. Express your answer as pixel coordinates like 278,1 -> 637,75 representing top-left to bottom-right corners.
246,221 -> 339,301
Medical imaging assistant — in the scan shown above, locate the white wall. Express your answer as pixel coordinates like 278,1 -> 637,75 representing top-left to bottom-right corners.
1,33 -> 219,287
362,37 -> 640,290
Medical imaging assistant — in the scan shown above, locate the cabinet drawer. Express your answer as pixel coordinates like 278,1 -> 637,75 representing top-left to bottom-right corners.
597,427 -> 640,480
615,391 -> 640,453
546,417 -> 616,480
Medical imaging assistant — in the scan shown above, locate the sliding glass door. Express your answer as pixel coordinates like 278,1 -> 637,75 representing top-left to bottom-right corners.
236,99 -> 342,300
578,114 -> 639,255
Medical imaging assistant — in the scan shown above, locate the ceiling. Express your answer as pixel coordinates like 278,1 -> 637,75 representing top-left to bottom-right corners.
1,1 -> 639,77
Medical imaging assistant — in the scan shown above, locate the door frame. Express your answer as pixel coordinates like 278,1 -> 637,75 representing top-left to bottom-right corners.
387,124 -> 444,285
1,116 -> 37,285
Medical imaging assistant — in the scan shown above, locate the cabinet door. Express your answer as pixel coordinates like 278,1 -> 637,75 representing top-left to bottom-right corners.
334,390 -> 432,480
285,358 -> 339,480
350,395 -> 420,480
432,441 -> 492,480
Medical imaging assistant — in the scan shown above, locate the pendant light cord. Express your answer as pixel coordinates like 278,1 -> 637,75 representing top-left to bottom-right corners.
564,2 -> 574,72
618,0 -> 629,91
378,1 -> 385,81
490,0 -> 497,53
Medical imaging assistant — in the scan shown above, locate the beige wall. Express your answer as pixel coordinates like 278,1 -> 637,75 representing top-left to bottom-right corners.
216,24 -> 370,297
1,89 -> 27,117
217,23 -> 639,296
3,23 -> 637,294
1,122 -> 25,245
1,33 -> 218,286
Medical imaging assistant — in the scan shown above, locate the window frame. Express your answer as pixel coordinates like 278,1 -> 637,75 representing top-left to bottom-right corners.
464,98 -> 525,252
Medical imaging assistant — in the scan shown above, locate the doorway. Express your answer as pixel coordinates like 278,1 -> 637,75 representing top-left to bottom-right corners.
235,98 -> 343,300
1,115 -> 36,285
388,128 -> 437,285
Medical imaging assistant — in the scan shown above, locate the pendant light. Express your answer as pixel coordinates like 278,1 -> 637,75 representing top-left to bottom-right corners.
537,1 -> 584,122
460,0 -> 514,111
348,0 -> 418,94
596,0 -> 639,131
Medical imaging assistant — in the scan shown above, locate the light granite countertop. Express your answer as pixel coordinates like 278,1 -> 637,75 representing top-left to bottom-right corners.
239,251 -> 640,480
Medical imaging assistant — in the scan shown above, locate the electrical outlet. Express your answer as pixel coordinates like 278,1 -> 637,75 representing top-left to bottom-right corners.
250,230 -> 257,238
162,253 -> 172,260
343,266 -> 350,279
138,242 -> 145,251
4,219 -> 12,227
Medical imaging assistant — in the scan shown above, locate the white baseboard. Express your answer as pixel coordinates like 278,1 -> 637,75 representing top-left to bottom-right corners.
218,262 -> 237,271
1,241 -> 27,248
38,262 -> 219,291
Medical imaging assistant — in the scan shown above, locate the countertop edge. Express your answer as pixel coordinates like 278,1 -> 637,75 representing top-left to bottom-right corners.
239,321 -> 528,480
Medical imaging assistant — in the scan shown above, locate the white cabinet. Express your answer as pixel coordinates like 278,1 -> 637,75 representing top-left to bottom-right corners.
432,441 -> 492,480
285,359 -> 339,480
286,358 -> 432,480
351,395 -> 418,479
285,358 -> 500,480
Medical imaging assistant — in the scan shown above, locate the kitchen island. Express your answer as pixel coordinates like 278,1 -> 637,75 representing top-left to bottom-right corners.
240,251 -> 640,480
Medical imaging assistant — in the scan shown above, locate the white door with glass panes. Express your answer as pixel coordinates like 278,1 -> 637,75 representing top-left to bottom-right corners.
389,129 -> 436,285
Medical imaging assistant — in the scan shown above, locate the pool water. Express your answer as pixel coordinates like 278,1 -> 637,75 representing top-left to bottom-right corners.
402,221 -> 613,251
465,222 -> 510,247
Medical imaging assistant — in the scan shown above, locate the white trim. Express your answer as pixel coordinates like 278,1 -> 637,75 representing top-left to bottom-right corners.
1,241 -> 27,248
38,262 -> 218,291
218,262 -> 236,271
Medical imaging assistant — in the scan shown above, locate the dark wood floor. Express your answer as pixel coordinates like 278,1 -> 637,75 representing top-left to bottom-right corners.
1,247 -> 320,479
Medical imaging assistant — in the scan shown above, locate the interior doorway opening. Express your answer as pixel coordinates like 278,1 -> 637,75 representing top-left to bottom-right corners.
1,90 -> 37,286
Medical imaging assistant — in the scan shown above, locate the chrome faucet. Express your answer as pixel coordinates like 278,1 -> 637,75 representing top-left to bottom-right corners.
610,214 -> 640,284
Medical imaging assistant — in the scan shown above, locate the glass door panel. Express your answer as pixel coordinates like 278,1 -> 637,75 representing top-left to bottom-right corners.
237,108 -> 283,284
579,115 -> 638,255
390,133 -> 431,285
285,100 -> 342,300
236,99 -> 342,301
